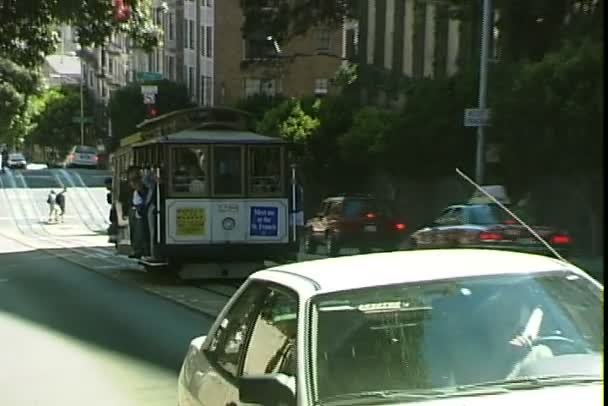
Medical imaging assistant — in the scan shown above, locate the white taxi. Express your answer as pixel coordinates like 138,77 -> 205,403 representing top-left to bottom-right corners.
177,249 -> 603,406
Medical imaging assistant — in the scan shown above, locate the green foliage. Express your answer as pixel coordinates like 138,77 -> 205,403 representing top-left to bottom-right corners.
0,0 -> 158,67
28,85 -> 92,152
256,98 -> 320,146
495,39 -> 603,178
108,79 -> 193,144
0,57 -> 41,145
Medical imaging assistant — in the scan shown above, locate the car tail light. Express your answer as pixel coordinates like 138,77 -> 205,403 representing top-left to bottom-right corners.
365,213 -> 376,219
395,223 -> 406,231
479,231 -> 503,241
551,235 -> 572,245
69,154 -> 75,159
94,155 -> 98,161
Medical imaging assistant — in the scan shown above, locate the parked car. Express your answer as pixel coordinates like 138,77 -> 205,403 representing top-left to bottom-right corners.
303,194 -> 407,256
63,145 -> 98,168
409,203 -> 573,257
46,152 -> 63,168
7,152 -> 27,169
177,249 -> 603,406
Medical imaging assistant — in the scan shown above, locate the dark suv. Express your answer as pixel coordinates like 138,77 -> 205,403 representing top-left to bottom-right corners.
304,195 -> 407,256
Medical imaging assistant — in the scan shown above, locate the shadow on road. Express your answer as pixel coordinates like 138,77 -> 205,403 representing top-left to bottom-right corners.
0,246 -> 215,373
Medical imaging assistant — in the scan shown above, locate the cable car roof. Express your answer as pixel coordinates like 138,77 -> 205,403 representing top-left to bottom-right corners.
133,129 -> 288,146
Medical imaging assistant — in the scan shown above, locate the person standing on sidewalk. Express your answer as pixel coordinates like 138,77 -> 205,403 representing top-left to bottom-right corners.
55,187 -> 67,223
46,190 -> 59,223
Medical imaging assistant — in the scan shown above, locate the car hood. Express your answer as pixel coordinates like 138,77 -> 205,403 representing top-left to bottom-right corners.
367,383 -> 602,406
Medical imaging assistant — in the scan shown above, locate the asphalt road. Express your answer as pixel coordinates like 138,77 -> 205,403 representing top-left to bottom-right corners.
0,233 -> 215,406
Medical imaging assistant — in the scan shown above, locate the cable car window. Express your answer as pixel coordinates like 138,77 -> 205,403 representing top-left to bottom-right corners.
249,146 -> 282,196
214,146 -> 243,195
170,146 -> 209,196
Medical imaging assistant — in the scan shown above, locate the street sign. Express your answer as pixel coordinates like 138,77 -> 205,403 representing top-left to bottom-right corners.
141,85 -> 158,95
136,72 -> 163,82
464,108 -> 491,127
143,93 -> 156,104
72,116 -> 93,124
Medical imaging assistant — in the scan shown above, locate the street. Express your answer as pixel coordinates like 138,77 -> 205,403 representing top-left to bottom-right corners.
0,167 -> 229,405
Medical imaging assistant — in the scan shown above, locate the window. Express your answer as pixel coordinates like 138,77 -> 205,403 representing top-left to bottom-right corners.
170,146 -> 208,196
206,283 -> 264,376
168,13 -> 175,40
243,289 -> 298,377
213,146 -> 243,195
200,26 -> 206,56
244,78 -> 278,97
183,19 -> 188,49
315,28 -> 331,51
206,26 -> 213,57
188,66 -> 195,99
314,78 -> 329,96
206,0 -> 212,6
328,202 -> 343,216
201,75 -> 212,106
167,56 -> 175,80
249,147 -> 282,196
189,20 -> 194,49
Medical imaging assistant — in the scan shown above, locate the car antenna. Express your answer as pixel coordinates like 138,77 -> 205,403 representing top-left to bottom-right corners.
455,168 -> 569,264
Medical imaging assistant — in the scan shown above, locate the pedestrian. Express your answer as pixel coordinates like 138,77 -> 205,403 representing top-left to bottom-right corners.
1,148 -> 7,173
46,190 -> 59,223
56,187 -> 67,223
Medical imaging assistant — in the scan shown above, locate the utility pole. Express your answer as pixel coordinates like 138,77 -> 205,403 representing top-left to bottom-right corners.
79,48 -> 85,146
475,0 -> 492,184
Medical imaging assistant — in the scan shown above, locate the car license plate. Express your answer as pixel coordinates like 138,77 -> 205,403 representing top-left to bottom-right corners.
364,225 -> 377,232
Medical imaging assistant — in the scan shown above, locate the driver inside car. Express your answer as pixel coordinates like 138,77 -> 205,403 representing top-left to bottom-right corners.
450,286 -> 554,385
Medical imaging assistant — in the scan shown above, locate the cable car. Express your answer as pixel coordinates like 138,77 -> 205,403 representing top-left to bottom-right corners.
110,107 -> 299,279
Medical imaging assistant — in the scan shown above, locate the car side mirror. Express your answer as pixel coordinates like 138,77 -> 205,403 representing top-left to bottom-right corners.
239,373 -> 296,406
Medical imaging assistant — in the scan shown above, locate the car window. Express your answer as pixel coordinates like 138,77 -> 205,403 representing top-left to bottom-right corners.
9,154 -> 24,160
76,146 -> 97,154
170,146 -> 208,196
343,199 -> 392,219
312,271 -> 603,401
205,283 -> 264,376
469,204 -> 536,225
435,208 -> 456,225
328,201 -> 343,216
243,288 -> 298,378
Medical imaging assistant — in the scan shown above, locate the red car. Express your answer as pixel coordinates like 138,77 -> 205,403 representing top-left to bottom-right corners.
303,195 -> 407,256
410,203 -> 573,258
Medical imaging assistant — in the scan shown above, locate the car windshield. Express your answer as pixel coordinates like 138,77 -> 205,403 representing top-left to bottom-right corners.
75,146 -> 97,154
469,204 -> 535,225
9,153 -> 25,160
343,199 -> 393,219
312,271 -> 603,404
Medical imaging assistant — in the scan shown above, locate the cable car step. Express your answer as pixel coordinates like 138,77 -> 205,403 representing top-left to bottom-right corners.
139,258 -> 169,267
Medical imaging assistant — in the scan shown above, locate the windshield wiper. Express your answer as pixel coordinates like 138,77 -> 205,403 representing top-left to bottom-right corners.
320,389 -> 448,405
456,375 -> 603,392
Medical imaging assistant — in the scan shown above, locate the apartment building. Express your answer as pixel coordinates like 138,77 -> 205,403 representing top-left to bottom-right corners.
145,0 -> 348,106
81,1 -> 348,111
359,0 -> 463,79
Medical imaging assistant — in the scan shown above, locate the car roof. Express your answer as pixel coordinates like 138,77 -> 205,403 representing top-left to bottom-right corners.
256,249 -> 585,294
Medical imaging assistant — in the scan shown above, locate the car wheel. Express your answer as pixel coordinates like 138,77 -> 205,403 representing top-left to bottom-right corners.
303,229 -> 317,254
325,232 -> 340,257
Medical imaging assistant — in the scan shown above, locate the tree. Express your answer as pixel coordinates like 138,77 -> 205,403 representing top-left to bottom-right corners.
0,0 -> 158,67
28,85 -> 94,152
235,94 -> 286,122
257,98 -> 320,157
108,79 -> 193,146
0,57 -> 41,146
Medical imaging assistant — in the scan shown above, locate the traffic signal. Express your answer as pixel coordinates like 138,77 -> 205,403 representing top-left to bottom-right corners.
114,0 -> 132,23
146,104 -> 159,118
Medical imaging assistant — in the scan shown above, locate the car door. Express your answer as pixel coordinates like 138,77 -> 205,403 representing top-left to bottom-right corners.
237,287 -> 299,405
181,282 -> 266,406
414,208 -> 455,248
432,207 -> 464,247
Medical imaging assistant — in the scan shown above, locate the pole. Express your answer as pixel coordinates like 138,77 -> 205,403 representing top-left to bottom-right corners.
475,0 -> 492,184
290,164 -> 297,244
80,57 -> 85,145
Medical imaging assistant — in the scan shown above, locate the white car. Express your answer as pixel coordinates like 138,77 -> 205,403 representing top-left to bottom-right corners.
7,152 -> 27,169
64,145 -> 98,168
177,249 -> 603,406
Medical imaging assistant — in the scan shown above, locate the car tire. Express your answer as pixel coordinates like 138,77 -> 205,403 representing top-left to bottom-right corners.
325,232 -> 340,257
303,229 -> 317,254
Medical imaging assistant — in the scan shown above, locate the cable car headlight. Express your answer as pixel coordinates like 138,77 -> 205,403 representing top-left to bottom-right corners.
222,217 -> 236,230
